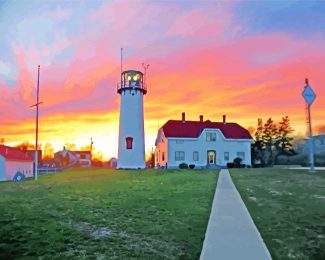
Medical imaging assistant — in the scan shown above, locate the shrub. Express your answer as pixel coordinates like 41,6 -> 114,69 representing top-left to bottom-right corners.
179,163 -> 188,169
276,154 -> 307,165
189,164 -> 195,169
227,163 -> 235,168
233,157 -> 242,168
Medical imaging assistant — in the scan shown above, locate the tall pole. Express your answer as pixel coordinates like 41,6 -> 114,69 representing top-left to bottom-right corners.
307,104 -> 315,172
30,65 -> 43,180
35,65 -> 40,180
303,78 -> 315,172
90,137 -> 93,160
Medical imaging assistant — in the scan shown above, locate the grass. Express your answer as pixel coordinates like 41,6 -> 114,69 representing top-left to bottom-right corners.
230,168 -> 325,260
0,168 -> 217,259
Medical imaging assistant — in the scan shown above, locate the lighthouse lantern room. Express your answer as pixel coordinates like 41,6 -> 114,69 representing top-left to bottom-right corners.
117,70 -> 147,169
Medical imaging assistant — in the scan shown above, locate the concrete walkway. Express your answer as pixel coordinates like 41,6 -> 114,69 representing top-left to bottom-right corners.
200,169 -> 272,260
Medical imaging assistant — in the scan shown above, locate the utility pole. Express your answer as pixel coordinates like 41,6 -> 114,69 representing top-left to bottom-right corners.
30,65 -> 43,180
90,137 -> 93,160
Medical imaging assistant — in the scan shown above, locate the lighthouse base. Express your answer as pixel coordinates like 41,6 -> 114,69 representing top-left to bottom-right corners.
117,164 -> 146,170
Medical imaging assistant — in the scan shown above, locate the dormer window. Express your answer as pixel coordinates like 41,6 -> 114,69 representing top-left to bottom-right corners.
126,137 -> 133,149
206,132 -> 216,142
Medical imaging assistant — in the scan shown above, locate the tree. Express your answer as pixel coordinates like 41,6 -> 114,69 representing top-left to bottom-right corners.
80,145 -> 91,151
15,141 -> 38,150
92,150 -> 103,161
252,118 -> 265,166
146,152 -> 155,168
247,126 -> 256,136
43,143 -> 54,159
274,116 -> 295,163
64,143 -> 76,151
262,118 -> 278,166
0,138 -> 5,145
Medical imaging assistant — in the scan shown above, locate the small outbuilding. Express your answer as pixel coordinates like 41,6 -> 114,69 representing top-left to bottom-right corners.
0,145 -> 34,181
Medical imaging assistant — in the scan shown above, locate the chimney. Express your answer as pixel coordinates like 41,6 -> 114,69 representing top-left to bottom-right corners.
199,115 -> 203,122
5,148 -> 8,154
182,112 -> 186,123
223,115 -> 226,124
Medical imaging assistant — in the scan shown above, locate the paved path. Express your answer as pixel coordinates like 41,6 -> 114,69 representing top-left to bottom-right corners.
200,169 -> 272,260
287,166 -> 325,171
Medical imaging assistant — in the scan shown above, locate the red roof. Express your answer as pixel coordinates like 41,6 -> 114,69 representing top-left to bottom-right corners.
161,120 -> 252,139
0,145 -> 34,161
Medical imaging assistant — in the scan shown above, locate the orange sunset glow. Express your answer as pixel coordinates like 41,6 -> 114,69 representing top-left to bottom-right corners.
1,1 -> 324,160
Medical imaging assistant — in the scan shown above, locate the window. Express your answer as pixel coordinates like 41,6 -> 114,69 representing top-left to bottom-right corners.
175,151 -> 185,161
126,137 -> 133,149
237,152 -> 245,161
224,152 -> 229,161
80,154 -> 86,159
176,140 -> 184,144
162,152 -> 165,161
206,132 -> 216,141
193,151 -> 199,161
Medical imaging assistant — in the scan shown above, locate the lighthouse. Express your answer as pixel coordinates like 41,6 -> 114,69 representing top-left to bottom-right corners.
117,70 -> 147,169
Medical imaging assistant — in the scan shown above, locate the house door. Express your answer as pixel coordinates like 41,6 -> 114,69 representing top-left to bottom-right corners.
207,151 -> 216,165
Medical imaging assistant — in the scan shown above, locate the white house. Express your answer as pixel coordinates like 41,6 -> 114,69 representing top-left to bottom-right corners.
0,145 -> 34,181
155,113 -> 253,169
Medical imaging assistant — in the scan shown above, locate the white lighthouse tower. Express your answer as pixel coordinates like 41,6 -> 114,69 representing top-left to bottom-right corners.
117,70 -> 147,169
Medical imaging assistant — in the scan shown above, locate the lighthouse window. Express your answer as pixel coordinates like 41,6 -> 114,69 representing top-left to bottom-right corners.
126,137 -> 133,149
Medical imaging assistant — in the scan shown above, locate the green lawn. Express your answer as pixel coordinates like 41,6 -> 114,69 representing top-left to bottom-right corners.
0,168 -> 217,259
230,168 -> 325,260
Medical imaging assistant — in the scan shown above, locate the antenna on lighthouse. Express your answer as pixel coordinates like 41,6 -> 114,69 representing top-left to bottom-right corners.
121,48 -> 123,75
142,63 -> 149,86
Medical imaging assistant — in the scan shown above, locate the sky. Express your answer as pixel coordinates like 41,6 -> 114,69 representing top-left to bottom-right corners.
0,0 -> 325,160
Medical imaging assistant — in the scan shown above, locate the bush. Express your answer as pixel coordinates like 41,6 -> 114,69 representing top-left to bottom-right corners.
276,154 -> 307,165
233,157 -> 242,168
179,163 -> 188,169
227,163 -> 235,168
189,164 -> 195,169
